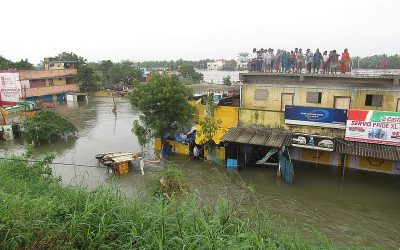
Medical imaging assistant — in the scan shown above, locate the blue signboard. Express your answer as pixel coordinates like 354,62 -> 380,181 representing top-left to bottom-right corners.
285,105 -> 348,129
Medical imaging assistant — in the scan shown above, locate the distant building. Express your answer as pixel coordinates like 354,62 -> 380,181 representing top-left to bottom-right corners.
236,52 -> 249,70
0,58 -> 79,105
207,61 -> 224,71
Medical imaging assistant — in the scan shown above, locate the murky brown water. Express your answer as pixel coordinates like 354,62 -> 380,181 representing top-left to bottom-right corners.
1,97 -> 400,248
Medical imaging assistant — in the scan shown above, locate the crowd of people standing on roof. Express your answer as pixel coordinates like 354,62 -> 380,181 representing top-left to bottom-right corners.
249,48 -> 351,74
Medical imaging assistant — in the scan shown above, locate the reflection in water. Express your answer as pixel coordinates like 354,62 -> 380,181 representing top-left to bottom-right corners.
1,97 -> 400,248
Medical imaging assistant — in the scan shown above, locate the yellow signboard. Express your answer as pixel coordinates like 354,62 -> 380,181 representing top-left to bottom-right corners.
358,157 -> 393,173
301,149 -> 331,164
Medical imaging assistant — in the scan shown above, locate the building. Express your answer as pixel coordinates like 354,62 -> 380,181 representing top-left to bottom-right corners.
236,52 -> 250,70
20,58 -> 79,102
220,73 -> 400,175
207,61 -> 224,71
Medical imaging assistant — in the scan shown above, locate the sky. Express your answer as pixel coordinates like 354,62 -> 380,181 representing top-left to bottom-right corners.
1,0 -> 399,64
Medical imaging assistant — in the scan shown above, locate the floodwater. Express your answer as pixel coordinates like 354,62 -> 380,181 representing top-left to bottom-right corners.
1,97 -> 400,249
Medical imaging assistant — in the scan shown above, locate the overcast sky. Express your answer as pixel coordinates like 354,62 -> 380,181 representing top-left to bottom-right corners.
2,0 -> 399,64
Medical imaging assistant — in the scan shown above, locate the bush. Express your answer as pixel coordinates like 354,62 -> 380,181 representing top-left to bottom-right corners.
22,110 -> 77,145
149,163 -> 189,197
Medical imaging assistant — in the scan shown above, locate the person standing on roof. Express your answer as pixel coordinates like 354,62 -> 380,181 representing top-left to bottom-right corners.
305,49 -> 314,73
296,48 -> 305,74
340,48 -> 351,74
313,49 -> 322,74
322,51 -> 329,74
330,50 -> 339,74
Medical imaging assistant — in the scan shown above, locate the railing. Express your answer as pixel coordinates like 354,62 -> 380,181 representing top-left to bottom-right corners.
19,69 -> 78,80
25,84 -> 80,97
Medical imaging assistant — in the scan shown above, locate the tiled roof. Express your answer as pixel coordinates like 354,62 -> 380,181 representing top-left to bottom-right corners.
334,138 -> 400,161
221,127 -> 292,147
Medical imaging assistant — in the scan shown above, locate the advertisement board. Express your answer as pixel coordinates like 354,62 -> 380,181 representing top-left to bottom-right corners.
345,109 -> 400,146
292,133 -> 334,151
285,105 -> 347,129
0,72 -> 22,104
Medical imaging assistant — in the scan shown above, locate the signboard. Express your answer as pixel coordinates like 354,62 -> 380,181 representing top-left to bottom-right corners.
292,133 -> 334,151
0,72 -> 22,104
345,109 -> 400,146
285,105 -> 347,129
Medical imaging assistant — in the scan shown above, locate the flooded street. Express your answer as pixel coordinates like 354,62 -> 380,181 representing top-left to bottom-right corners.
1,97 -> 400,248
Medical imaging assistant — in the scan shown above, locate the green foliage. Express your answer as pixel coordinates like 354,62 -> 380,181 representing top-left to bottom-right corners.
108,61 -> 142,85
57,52 -> 87,66
149,163 -> 189,197
0,55 -> 34,70
130,73 -> 195,139
354,54 -> 400,69
222,75 -> 232,86
197,95 -> 221,145
135,59 -> 213,71
132,120 -> 149,151
76,64 -> 99,91
22,110 -> 77,145
0,153 -> 335,249
178,64 -> 204,83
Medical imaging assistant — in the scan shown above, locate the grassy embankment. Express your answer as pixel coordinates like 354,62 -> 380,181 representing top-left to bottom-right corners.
0,153 -> 334,249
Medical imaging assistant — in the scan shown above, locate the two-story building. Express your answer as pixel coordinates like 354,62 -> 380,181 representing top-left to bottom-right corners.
221,73 -> 400,175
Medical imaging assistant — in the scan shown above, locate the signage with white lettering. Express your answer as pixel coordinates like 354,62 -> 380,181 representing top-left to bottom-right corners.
345,109 -> 400,146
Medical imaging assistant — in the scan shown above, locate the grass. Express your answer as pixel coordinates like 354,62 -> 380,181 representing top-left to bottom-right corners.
0,153 -> 335,249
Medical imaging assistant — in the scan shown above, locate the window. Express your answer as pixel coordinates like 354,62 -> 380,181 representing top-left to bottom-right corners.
306,92 -> 322,104
254,89 -> 268,100
365,94 -> 383,107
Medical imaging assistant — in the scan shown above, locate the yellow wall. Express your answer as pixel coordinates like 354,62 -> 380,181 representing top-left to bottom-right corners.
358,157 -> 393,173
301,149 -> 332,164
45,78 -> 66,86
153,138 -> 190,155
204,146 -> 226,165
241,84 -> 400,137
243,84 -> 400,112
194,104 -> 239,129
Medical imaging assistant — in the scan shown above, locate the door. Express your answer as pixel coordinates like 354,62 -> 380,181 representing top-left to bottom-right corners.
334,97 -> 351,109
397,99 -> 400,112
281,93 -> 294,111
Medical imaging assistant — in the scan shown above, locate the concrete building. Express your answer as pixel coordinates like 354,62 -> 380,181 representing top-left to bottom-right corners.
19,58 -> 79,102
207,61 -> 224,71
220,73 -> 400,175
236,52 -> 250,70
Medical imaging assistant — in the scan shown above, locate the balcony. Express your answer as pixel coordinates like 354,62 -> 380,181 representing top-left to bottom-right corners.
19,69 -> 78,80
25,84 -> 80,97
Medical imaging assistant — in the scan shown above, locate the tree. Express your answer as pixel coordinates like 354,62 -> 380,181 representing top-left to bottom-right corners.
197,95 -> 221,145
222,75 -> 232,86
22,110 -> 77,145
129,73 -> 195,142
76,65 -> 98,91
178,65 -> 203,83
109,61 -> 142,85
57,52 -> 86,66
0,56 -> 34,70
57,52 -> 98,91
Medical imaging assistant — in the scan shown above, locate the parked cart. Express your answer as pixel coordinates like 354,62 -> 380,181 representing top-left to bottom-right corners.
95,152 -> 143,175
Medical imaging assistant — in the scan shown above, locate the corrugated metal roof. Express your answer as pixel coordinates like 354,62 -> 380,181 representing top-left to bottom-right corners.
334,139 -> 400,161
222,127 -> 292,147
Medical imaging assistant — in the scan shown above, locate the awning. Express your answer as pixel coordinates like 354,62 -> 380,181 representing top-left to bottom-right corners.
334,138 -> 400,161
221,127 -> 292,148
